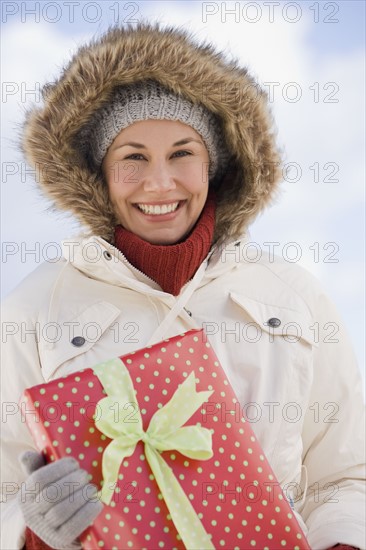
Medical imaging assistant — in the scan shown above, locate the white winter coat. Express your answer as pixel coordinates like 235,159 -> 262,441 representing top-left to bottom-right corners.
1,234 -> 365,549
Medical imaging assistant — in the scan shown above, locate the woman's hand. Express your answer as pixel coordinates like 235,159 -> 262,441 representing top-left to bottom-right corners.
18,451 -> 103,549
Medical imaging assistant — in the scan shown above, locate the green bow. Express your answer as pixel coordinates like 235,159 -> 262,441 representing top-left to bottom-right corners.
93,358 -> 215,550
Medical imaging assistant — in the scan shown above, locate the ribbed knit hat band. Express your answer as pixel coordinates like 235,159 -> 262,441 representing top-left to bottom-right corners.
83,80 -> 228,180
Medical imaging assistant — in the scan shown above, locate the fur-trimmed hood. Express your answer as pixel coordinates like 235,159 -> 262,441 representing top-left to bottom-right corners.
22,22 -> 282,245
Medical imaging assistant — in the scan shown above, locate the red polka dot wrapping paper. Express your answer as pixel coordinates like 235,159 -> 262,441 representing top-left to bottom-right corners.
21,328 -> 310,550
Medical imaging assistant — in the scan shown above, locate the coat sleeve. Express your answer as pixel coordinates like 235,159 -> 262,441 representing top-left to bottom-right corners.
0,287 -> 47,549
295,273 -> 365,550
24,527 -> 55,550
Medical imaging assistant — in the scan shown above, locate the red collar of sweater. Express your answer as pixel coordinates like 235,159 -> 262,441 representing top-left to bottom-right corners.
114,192 -> 216,296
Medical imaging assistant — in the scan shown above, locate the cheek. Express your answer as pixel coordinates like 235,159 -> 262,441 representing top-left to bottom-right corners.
105,161 -> 142,190
180,166 -> 209,193
106,178 -> 120,205
105,168 -> 133,204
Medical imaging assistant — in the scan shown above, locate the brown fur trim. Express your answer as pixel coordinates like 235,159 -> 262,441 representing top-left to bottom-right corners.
21,22 -> 282,244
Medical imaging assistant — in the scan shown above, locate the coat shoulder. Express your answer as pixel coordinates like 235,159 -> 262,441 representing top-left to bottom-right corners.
260,252 -> 325,292
1,260 -> 67,317
255,251 -> 338,318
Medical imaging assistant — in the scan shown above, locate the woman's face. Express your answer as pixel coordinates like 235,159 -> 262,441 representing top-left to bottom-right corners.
102,119 -> 210,245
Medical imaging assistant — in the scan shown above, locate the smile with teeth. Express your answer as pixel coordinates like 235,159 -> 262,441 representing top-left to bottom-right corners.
136,202 -> 180,215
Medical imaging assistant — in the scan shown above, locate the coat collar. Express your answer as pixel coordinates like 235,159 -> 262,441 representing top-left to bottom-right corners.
61,232 -> 252,296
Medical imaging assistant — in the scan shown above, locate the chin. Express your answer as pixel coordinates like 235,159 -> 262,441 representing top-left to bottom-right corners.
140,231 -> 187,246
147,237 -> 181,246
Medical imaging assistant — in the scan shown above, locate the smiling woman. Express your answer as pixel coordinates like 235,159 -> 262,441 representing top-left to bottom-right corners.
102,119 -> 210,245
1,21 -> 364,550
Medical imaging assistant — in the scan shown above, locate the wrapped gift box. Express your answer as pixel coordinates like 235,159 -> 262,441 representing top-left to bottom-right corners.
21,328 -> 309,550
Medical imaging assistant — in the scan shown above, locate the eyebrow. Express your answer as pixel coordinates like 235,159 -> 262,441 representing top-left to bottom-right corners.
112,137 -> 203,151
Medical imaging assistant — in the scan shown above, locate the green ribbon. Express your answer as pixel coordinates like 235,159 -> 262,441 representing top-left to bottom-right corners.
93,358 -> 215,550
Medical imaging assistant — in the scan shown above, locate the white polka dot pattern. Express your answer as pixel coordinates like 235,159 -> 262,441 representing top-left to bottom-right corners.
21,328 -> 310,549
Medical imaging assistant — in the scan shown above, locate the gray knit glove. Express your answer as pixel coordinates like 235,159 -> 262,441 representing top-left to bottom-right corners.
18,451 -> 103,549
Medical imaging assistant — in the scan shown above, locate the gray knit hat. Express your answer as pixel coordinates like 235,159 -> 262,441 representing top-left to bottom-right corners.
81,80 -> 228,180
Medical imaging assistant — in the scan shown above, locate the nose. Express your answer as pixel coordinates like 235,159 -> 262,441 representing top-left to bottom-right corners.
142,160 -> 176,193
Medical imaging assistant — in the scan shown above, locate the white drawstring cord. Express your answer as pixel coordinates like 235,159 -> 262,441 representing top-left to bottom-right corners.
298,464 -> 309,508
146,261 -> 207,346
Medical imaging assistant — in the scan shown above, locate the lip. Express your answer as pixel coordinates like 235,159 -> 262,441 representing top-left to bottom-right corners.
133,199 -> 185,206
133,200 -> 186,221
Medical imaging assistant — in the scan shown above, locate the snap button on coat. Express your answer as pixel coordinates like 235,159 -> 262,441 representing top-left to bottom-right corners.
71,336 -> 86,347
267,317 -> 281,327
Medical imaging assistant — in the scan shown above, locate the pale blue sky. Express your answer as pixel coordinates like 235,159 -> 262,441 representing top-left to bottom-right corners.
307,0 -> 365,54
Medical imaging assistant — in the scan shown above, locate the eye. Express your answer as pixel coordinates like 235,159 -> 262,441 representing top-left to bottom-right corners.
124,153 -> 145,160
172,150 -> 192,158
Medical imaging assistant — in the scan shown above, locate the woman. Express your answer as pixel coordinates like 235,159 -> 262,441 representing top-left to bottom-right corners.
1,22 -> 364,550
